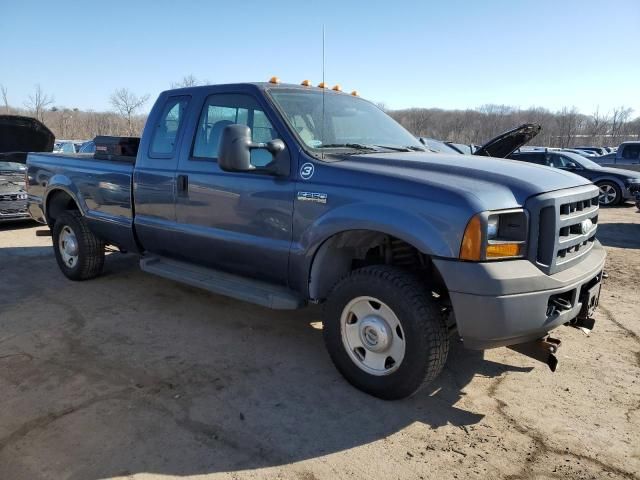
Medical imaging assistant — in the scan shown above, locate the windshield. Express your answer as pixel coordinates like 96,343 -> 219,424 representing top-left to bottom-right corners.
269,89 -> 424,153
0,161 -> 25,172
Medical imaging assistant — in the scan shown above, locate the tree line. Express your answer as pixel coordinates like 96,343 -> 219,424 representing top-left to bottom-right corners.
1,80 -> 639,147
387,104 -> 640,148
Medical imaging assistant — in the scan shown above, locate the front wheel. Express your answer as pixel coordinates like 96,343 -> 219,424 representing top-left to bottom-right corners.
323,266 -> 449,400
52,211 -> 105,280
597,181 -> 622,206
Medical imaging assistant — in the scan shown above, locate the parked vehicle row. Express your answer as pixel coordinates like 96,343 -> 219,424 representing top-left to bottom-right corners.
508,149 -> 640,206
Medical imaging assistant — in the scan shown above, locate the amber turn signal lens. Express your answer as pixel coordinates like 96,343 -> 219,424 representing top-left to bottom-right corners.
332,84 -> 341,91
269,76 -> 280,84
317,82 -> 328,88
301,79 -> 311,86
351,90 -> 359,96
460,215 -> 482,261
486,243 -> 521,258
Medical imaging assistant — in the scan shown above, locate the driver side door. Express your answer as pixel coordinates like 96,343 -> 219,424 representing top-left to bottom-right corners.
173,92 -> 294,285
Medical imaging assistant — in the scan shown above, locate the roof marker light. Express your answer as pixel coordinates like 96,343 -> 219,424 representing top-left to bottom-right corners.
332,84 -> 342,91
351,90 -> 359,96
301,79 -> 312,86
269,76 -> 280,84
317,82 -> 328,89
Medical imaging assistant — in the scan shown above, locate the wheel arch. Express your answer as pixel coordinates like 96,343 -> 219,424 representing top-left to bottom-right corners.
44,187 -> 83,226
307,228 -> 449,301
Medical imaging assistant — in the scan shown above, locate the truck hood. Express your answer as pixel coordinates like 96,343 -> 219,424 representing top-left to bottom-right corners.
474,123 -> 542,158
335,152 -> 591,208
0,115 -> 55,155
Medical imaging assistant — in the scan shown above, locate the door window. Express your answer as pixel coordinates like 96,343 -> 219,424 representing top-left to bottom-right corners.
192,93 -> 277,164
149,96 -> 190,157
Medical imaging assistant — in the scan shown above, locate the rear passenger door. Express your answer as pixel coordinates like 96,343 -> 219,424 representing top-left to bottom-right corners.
133,95 -> 191,255
172,92 -> 294,285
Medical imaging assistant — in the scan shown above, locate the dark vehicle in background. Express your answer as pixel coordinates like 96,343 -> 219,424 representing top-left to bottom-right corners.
509,149 -> 640,206
595,141 -> 640,172
0,115 -> 54,222
26,82 -> 605,399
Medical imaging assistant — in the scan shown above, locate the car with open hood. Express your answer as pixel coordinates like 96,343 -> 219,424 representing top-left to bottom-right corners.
420,123 -> 542,159
0,115 -> 54,222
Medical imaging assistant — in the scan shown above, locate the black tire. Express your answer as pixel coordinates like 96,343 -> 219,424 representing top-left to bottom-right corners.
597,181 -> 622,206
52,211 -> 105,280
323,265 -> 449,400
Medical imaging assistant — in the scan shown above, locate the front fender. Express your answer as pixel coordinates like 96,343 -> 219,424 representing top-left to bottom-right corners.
289,201 -> 471,296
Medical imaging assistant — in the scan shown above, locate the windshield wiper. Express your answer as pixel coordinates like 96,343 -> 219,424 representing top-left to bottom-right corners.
317,143 -> 379,151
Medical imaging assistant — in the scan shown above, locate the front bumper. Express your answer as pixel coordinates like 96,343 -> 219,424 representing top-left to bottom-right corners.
433,241 -> 606,349
0,202 -> 30,222
624,183 -> 640,200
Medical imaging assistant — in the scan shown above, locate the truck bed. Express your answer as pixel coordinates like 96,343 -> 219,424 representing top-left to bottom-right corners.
26,152 -> 136,250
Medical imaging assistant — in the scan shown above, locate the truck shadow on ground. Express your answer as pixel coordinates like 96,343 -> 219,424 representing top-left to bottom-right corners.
0,251 -> 534,478
597,222 -> 640,249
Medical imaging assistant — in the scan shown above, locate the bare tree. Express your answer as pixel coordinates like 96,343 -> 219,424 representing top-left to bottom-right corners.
24,84 -> 54,122
0,84 -> 8,113
171,74 -> 200,88
109,88 -> 149,136
610,106 -> 633,144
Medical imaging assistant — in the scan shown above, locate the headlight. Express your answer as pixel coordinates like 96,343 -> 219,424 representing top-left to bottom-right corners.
460,209 -> 528,261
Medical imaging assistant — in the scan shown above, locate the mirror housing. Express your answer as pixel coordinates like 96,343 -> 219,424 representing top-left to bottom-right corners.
218,124 -> 286,175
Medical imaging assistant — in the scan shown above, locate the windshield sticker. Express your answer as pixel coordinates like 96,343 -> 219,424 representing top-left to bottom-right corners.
300,163 -> 315,180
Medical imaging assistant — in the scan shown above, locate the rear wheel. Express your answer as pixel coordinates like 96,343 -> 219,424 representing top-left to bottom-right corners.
323,265 -> 449,400
52,211 -> 105,280
597,181 -> 622,206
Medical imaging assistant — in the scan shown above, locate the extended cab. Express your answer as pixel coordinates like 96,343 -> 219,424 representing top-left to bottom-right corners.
27,81 -> 606,399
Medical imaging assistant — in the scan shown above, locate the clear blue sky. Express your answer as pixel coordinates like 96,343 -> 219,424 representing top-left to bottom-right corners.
1,0 -> 638,115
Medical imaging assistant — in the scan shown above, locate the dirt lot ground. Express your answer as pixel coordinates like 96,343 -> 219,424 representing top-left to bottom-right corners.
0,204 -> 638,480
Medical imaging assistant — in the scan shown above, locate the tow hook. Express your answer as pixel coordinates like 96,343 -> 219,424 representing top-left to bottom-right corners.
508,336 -> 562,372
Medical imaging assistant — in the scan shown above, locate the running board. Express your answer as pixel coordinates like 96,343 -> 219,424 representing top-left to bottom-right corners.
140,256 -> 305,310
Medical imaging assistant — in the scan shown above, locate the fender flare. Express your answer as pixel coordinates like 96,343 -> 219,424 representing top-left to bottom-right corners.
43,179 -> 86,220
298,203 -> 463,298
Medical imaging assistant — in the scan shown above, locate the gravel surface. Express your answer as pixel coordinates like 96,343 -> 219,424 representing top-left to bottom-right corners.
0,204 -> 638,480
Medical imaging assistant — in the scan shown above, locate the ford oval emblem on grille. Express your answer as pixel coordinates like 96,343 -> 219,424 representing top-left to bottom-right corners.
580,219 -> 593,234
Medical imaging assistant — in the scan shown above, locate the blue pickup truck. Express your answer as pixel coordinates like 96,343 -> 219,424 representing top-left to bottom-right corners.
26,80 -> 606,399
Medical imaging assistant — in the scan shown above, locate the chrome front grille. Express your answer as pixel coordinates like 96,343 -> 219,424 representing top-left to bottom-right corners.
0,195 -> 28,217
525,184 -> 600,275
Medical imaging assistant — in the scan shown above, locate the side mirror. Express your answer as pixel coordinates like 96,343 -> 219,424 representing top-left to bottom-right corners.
218,124 -> 285,174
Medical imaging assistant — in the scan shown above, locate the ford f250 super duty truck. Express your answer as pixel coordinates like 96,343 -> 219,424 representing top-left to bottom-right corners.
26,80 -> 606,399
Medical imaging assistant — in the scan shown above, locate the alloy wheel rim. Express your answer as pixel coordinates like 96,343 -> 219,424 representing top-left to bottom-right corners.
340,296 -> 406,376
599,184 -> 617,205
58,225 -> 79,268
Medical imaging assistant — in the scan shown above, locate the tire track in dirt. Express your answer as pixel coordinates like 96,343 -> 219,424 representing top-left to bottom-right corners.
0,388 -> 133,453
489,374 -> 638,480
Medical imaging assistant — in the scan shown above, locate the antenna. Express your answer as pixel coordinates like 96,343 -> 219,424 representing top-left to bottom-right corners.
321,24 -> 326,159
